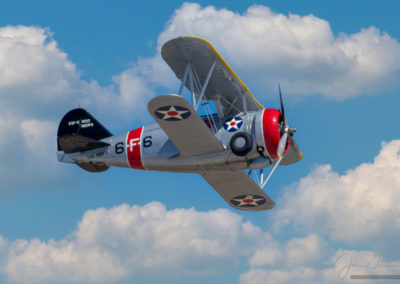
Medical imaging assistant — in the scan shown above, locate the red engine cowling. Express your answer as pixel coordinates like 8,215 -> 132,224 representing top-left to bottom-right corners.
255,109 -> 282,160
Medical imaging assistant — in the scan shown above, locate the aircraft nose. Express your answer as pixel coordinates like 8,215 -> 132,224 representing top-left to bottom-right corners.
261,108 -> 281,160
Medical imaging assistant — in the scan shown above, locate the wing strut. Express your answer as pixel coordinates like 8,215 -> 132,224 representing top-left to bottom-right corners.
195,58 -> 217,110
259,156 -> 283,189
178,63 -> 190,96
177,59 -> 217,111
189,63 -> 196,106
242,92 -> 248,115
178,62 -> 197,106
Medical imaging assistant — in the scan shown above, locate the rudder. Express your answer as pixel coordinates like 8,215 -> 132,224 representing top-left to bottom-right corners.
57,108 -> 112,173
57,108 -> 112,152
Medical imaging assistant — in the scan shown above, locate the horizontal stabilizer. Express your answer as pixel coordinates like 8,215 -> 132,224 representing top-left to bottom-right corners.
77,162 -> 109,172
58,134 -> 110,153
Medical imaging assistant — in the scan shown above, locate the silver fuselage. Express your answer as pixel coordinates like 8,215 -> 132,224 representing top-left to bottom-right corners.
58,111 -> 280,173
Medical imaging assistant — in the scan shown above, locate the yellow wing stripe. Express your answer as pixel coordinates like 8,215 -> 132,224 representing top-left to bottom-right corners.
188,36 -> 264,110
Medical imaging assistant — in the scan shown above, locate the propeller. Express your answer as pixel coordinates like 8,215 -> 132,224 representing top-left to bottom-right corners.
258,85 -> 301,190
277,85 -> 296,158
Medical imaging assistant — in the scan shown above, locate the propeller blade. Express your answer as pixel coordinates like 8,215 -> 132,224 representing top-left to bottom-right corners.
278,84 -> 287,126
277,131 -> 288,158
288,136 -> 303,160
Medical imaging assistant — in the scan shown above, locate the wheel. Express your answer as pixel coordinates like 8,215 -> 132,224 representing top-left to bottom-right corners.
230,132 -> 253,156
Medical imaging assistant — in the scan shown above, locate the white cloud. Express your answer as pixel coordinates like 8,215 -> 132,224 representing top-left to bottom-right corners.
273,140 -> 400,246
0,25 -> 154,121
239,139 -> 400,284
0,117 -> 69,196
242,246 -> 400,284
0,25 -> 153,193
240,268 -> 326,284
6,238 -> 126,284
1,201 -> 400,284
2,202 -> 265,283
0,236 -> 7,275
21,120 -> 56,159
152,3 -> 400,99
240,234 -> 343,284
62,2 -> 400,107
333,249 -> 400,281
248,234 -> 325,268
285,234 -> 326,265
0,25 -> 76,99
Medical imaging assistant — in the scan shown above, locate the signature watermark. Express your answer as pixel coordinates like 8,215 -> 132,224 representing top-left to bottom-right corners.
335,251 -> 400,280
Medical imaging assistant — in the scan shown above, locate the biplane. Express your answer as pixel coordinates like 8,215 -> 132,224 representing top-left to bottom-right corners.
57,37 -> 302,211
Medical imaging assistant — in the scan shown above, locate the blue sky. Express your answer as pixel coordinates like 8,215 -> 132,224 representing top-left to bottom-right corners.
0,1 -> 400,283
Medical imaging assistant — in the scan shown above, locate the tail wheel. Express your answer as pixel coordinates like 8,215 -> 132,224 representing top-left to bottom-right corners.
230,132 -> 253,156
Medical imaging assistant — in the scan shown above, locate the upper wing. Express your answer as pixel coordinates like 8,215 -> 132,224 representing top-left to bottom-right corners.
148,94 -> 225,157
201,170 -> 275,211
161,36 -> 263,116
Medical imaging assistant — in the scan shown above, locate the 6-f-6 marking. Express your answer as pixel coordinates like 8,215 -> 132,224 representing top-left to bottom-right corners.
128,138 -> 140,151
114,136 -> 152,155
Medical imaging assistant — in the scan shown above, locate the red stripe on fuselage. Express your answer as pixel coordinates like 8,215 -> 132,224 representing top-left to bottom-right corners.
126,127 -> 145,170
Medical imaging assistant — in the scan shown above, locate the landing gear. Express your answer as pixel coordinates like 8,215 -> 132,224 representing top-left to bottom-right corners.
230,132 -> 253,156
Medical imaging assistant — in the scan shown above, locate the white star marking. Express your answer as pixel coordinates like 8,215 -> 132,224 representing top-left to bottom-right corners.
225,117 -> 242,131
156,106 -> 189,120
231,195 -> 265,206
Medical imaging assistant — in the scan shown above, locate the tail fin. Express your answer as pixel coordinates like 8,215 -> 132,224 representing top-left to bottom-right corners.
57,108 -> 112,151
57,108 -> 112,172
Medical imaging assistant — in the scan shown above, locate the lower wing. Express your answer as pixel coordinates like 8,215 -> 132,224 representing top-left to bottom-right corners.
148,94 -> 225,158
201,170 -> 275,211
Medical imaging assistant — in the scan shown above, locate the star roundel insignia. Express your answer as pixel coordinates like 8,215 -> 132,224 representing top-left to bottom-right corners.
223,117 -> 243,132
230,195 -> 266,207
155,105 -> 191,121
